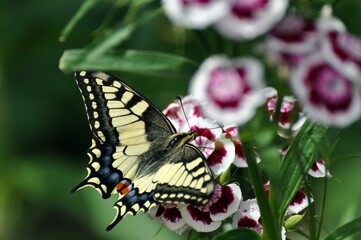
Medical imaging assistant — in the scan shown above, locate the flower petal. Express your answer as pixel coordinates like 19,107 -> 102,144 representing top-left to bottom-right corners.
287,190 -> 313,215
308,159 -> 332,178
232,199 -> 262,234
180,206 -> 222,232
207,139 -> 235,175
215,0 -> 288,40
210,183 -> 242,221
162,0 -> 230,29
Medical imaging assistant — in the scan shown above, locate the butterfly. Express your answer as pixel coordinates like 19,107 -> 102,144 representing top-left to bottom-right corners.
72,71 -> 215,230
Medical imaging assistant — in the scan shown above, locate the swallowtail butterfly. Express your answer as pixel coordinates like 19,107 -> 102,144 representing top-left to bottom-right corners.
72,71 -> 214,230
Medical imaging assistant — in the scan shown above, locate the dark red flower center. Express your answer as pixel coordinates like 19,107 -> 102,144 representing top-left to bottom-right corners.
305,63 -> 353,113
207,67 -> 250,109
231,0 -> 268,19
329,31 -> 361,68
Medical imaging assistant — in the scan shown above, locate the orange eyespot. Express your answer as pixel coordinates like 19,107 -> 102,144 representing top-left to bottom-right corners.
116,181 -> 132,195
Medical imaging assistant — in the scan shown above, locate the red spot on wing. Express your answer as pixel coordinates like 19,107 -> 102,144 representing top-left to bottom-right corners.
116,180 -> 132,195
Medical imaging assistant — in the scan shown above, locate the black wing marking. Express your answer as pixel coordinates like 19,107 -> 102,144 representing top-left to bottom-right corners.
153,144 -> 214,206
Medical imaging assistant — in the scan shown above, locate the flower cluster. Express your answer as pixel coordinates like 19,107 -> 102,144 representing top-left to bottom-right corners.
162,0 -> 288,40
158,1 -> 359,239
265,13 -> 361,127
163,2 -> 361,127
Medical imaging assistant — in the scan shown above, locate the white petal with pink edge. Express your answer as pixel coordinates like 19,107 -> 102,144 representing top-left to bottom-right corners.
215,0 -> 288,40
207,139 -> 235,176
162,0 -> 230,29
210,183 -> 242,221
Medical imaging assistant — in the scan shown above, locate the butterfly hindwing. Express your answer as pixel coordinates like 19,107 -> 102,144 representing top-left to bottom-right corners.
153,144 -> 214,206
73,71 -> 215,230
71,139 -> 123,199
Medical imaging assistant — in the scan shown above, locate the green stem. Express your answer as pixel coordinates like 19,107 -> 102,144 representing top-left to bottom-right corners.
244,143 -> 279,240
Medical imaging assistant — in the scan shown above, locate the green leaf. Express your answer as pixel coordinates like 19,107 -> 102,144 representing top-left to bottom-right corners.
269,120 -> 328,225
324,217 -> 361,240
85,8 -> 161,59
59,49 -> 197,74
214,228 -> 262,240
244,143 -> 279,240
59,0 -> 101,42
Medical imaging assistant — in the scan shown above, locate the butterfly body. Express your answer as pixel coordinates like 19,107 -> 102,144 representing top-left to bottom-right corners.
73,71 -> 214,230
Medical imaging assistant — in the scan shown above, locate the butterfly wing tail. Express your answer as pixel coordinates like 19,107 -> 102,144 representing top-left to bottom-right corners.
106,186 -> 156,231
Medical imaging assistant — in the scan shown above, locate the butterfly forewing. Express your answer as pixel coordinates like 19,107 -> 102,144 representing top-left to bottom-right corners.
73,71 -> 215,230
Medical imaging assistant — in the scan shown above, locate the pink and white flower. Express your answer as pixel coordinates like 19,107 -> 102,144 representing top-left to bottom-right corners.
180,183 -> 242,232
265,15 -> 318,67
308,159 -> 332,178
263,87 -> 306,137
189,55 -> 266,125
163,95 -> 202,130
149,204 -> 188,234
318,16 -> 361,81
232,198 -> 263,234
290,54 -> 361,127
264,181 -> 312,216
215,0 -> 289,40
162,0 -> 230,29
287,190 -> 313,215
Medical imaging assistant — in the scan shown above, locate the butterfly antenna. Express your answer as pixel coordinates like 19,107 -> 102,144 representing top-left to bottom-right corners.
177,96 -> 192,131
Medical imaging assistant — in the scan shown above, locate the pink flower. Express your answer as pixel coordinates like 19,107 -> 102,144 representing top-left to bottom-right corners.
318,16 -> 361,81
290,54 -> 361,127
264,181 -> 313,216
163,96 -> 202,130
263,87 -> 306,137
232,199 -> 263,234
308,159 -> 332,178
287,190 -> 313,215
233,198 -> 287,238
265,15 -> 318,67
162,0 -> 230,29
215,0 -> 289,40
180,183 -> 242,232
149,204 -> 188,233
189,55 -> 266,125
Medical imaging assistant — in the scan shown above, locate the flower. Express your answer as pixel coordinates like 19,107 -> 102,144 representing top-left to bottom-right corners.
180,183 -> 242,232
290,54 -> 361,127
263,87 -> 306,137
163,95 -> 202,131
161,0 -> 230,29
149,203 -> 188,234
265,15 -> 318,67
308,159 -> 332,178
215,0 -> 289,40
232,198 -> 263,234
189,55 -> 266,125
287,190 -> 313,215
318,16 -> 361,81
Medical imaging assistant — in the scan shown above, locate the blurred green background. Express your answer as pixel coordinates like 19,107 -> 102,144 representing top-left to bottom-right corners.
1,0 -> 361,239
